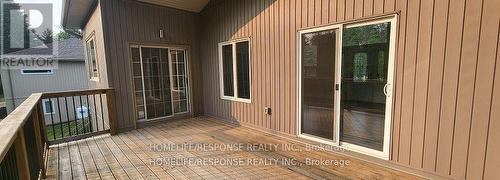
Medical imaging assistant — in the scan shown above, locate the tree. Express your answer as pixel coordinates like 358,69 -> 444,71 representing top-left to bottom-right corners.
56,29 -> 83,40
31,28 -> 53,44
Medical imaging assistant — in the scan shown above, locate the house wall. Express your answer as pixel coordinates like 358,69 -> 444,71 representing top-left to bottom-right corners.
82,1 -> 111,133
0,61 -> 88,124
83,1 -> 109,89
97,0 -> 203,131
199,0 -> 500,179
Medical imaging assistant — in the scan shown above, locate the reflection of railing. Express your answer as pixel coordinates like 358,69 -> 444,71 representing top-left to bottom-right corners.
0,89 -> 115,179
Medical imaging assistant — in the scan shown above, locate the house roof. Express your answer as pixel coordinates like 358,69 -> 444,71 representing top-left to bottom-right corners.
62,0 -> 98,29
62,0 -> 209,29
3,38 -> 85,61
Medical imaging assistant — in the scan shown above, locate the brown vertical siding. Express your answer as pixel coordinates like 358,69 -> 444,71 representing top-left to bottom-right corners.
98,0 -> 202,131
200,0 -> 500,179
83,2 -> 108,89
483,21 -> 500,180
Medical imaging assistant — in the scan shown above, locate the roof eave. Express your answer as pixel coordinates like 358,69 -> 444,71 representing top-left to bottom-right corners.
61,0 -> 98,29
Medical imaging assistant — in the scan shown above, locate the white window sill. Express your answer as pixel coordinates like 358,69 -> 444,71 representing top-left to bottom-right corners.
221,96 -> 251,104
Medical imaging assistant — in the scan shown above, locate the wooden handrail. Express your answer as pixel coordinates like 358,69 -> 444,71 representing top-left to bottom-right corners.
41,88 -> 112,98
0,88 -> 116,179
0,93 -> 41,161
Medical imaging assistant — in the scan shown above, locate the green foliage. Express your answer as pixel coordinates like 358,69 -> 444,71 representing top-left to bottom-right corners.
56,29 -> 83,40
46,119 -> 92,140
343,23 -> 389,47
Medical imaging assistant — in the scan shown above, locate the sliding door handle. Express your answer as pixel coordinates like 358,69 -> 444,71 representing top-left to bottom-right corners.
384,83 -> 391,97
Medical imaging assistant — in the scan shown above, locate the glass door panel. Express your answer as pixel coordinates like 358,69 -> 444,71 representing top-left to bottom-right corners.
300,29 -> 337,140
131,46 -> 189,121
141,47 -> 173,119
131,47 -> 146,120
170,50 -> 189,114
340,22 -> 391,151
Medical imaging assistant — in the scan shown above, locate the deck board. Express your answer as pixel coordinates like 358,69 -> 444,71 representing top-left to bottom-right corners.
46,117 -> 422,180
68,142 -> 86,179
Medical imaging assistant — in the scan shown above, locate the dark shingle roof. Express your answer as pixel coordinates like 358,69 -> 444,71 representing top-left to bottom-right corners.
3,38 -> 85,61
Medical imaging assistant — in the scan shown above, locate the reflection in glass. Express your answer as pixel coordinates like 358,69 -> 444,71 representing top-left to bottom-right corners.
171,50 -> 189,114
301,30 -> 336,140
141,47 -> 172,119
131,47 -> 146,120
222,45 -> 234,96
236,41 -> 250,99
340,22 -> 390,151
132,47 -> 190,120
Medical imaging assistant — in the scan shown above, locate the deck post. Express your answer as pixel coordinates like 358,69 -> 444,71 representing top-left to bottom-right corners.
32,104 -> 47,178
14,129 -> 31,180
106,89 -> 117,135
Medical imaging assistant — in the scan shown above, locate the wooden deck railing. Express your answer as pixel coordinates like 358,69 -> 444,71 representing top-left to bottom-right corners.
41,89 -> 115,145
0,89 -> 115,179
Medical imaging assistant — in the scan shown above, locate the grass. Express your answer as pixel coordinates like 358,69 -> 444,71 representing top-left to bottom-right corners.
46,119 -> 92,141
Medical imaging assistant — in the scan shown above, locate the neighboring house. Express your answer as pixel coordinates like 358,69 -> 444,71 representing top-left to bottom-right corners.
1,38 -> 89,124
61,0 -> 499,179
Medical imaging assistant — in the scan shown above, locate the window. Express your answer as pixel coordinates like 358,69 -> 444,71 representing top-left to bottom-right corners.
219,38 -> 251,102
42,99 -> 55,115
86,35 -> 99,80
21,69 -> 53,75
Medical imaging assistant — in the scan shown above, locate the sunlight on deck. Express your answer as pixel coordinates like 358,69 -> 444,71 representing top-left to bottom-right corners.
46,117 -> 420,180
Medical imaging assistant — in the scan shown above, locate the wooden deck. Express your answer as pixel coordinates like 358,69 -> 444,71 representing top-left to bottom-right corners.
46,117 -> 422,180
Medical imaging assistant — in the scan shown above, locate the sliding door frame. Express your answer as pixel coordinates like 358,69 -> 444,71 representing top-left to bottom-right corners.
129,44 -> 193,123
297,24 -> 342,146
296,15 -> 398,160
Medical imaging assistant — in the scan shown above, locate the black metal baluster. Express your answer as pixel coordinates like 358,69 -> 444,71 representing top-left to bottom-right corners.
86,95 -> 93,132
93,94 -> 99,131
99,93 -> 105,130
48,98 -> 56,140
0,161 -> 3,180
79,96 -> 86,134
12,149 -> 18,180
56,97 -> 64,139
64,97 -> 71,136
72,96 -> 79,135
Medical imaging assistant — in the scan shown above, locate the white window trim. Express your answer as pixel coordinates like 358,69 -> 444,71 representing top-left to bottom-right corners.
42,99 -> 56,115
85,34 -> 100,81
20,69 -> 54,75
218,37 -> 252,103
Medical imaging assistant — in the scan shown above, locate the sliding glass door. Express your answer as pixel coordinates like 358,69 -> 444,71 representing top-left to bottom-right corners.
300,27 -> 341,143
340,20 -> 394,156
131,46 -> 190,121
298,16 -> 396,159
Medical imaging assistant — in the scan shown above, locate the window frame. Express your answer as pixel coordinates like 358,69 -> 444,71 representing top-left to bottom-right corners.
85,33 -> 99,81
218,38 -> 252,103
296,14 -> 398,160
42,99 -> 55,115
20,69 -> 54,75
